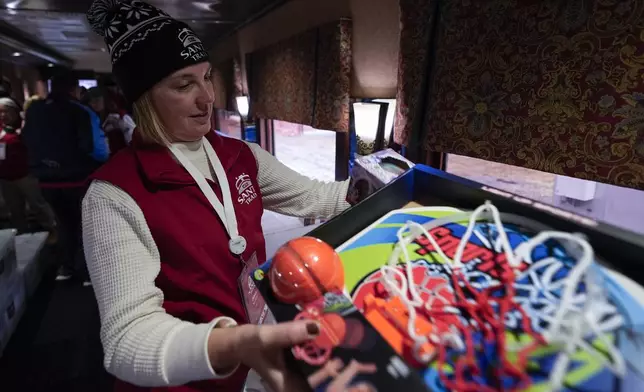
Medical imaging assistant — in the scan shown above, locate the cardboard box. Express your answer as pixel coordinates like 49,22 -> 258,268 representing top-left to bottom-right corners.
0,229 -> 17,302
0,272 -> 26,357
16,232 -> 49,298
0,305 -> 7,357
0,232 -> 47,357
350,149 -> 414,204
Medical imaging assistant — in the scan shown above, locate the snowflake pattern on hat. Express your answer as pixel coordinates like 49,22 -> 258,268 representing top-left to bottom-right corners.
87,0 -> 209,103
88,0 -> 174,62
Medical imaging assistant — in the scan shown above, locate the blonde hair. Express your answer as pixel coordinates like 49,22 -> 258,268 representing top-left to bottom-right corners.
132,92 -> 172,146
24,95 -> 42,112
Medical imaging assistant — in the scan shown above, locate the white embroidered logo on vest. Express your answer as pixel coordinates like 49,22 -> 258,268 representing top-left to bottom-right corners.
235,173 -> 257,205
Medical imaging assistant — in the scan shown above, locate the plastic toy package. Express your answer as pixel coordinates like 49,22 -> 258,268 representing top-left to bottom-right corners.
252,202 -> 644,392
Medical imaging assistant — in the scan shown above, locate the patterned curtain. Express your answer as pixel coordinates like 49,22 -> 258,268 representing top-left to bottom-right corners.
248,20 -> 352,132
211,57 -> 242,112
314,20 -> 352,132
421,0 -> 644,190
393,0 -> 437,146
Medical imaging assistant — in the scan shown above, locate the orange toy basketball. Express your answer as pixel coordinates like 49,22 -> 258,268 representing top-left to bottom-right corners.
269,236 -> 345,304
315,312 -> 347,348
293,307 -> 347,365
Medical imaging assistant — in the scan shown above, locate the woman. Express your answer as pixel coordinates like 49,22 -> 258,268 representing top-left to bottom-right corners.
84,1 -> 353,391
0,97 -> 57,235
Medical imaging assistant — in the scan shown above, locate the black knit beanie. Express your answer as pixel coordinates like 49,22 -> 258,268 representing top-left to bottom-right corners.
87,0 -> 210,104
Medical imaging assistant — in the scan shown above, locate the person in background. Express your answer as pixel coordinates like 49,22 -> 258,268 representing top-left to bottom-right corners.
0,97 -> 57,236
82,87 -> 105,116
103,90 -> 136,156
104,79 -> 130,115
0,77 -> 12,99
24,95 -> 43,113
79,86 -> 88,101
84,1 -> 354,391
21,71 -> 107,284
80,87 -> 110,161
0,77 -> 19,129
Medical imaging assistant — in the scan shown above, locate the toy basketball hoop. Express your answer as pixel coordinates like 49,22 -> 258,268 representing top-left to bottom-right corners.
377,200 -> 625,391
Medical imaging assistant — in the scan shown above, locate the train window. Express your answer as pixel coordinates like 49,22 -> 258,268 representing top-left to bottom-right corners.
215,109 -> 243,140
273,120 -> 336,182
446,153 -> 644,235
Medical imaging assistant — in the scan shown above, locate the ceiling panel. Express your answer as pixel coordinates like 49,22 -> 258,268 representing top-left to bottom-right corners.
0,0 -> 284,71
0,42 -> 43,66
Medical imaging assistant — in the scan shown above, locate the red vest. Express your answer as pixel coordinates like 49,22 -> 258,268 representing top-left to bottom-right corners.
0,129 -> 29,180
92,131 -> 266,392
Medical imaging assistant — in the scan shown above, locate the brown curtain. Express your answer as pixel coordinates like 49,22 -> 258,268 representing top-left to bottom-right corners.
248,20 -> 352,132
313,20 -> 352,132
211,57 -> 243,112
417,0 -> 644,190
393,0 -> 437,147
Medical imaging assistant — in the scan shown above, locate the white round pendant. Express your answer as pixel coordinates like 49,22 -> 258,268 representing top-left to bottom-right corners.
229,236 -> 247,255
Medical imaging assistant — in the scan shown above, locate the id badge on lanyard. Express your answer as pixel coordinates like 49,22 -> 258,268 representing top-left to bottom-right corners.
237,252 -> 275,325
169,139 -> 273,326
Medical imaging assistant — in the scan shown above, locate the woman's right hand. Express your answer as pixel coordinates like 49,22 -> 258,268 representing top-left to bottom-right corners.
208,320 -> 320,392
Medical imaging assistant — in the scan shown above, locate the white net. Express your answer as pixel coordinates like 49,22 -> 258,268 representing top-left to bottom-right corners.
376,201 -> 625,391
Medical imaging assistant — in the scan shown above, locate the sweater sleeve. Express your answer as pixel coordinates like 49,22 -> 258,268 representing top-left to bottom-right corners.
245,142 -> 351,218
82,180 -> 238,387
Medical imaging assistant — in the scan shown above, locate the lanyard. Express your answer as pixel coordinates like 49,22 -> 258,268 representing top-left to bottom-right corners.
169,138 -> 247,255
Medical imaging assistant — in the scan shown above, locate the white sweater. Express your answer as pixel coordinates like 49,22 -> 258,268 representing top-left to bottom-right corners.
82,138 -> 350,387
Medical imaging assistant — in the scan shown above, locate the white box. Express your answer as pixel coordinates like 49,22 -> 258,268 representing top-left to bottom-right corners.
351,149 -> 414,204
554,175 -> 597,201
16,232 -> 49,297
0,305 -> 7,356
0,272 -> 26,357
0,229 -> 17,304
552,182 -> 644,235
